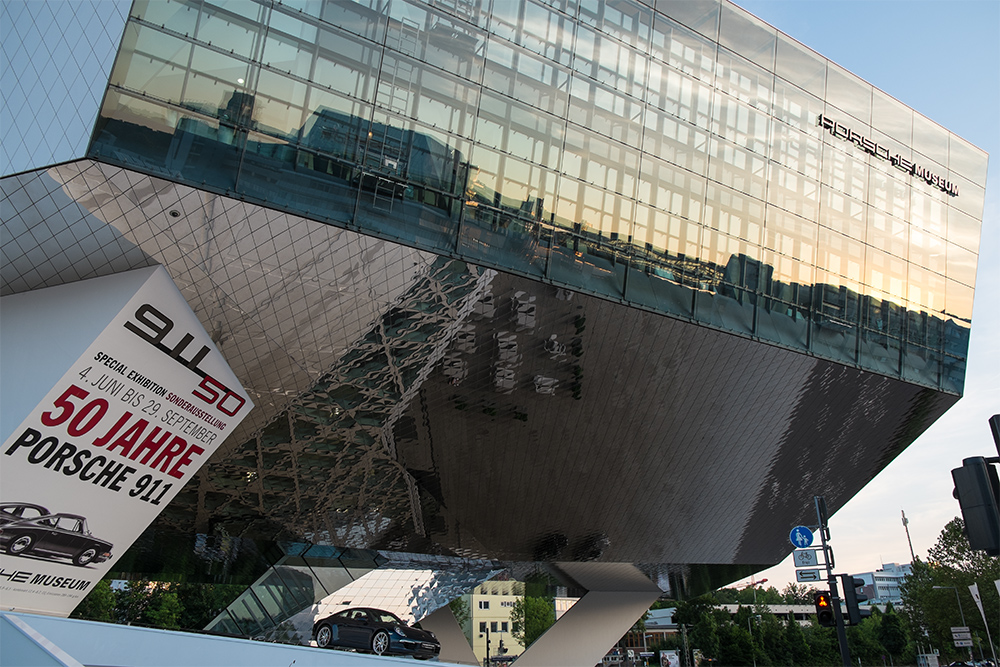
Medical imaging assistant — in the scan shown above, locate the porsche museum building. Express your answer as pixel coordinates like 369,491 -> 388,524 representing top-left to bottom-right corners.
0,0 -> 988,663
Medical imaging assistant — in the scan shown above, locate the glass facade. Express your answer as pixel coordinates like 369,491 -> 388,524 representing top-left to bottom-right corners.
0,0 -> 131,176
203,548 -> 502,642
87,0 -> 986,395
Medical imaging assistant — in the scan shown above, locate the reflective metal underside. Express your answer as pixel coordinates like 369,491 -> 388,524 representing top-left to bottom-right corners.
0,161 -> 956,595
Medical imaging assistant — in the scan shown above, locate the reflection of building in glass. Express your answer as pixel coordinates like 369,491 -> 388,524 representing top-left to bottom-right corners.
95,87 -> 972,393
1,0 -> 987,663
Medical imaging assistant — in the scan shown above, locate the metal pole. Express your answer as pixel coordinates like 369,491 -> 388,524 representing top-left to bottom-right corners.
816,496 -> 851,667
830,576 -> 851,667
934,585 -> 973,662
901,510 -> 916,563
953,587 -> 972,663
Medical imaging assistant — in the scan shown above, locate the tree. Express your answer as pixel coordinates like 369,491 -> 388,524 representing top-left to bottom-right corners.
174,582 -> 244,630
718,620 -> 755,666
802,623 -> 839,666
673,594 -> 720,626
145,587 -> 182,629
846,615 -> 886,665
70,580 -> 244,630
509,596 -> 554,647
71,579 -> 115,622
449,596 -> 470,630
900,518 -> 1000,663
758,612 -> 790,666
928,517 -> 999,580
783,612 -> 811,665
690,609 -> 721,660
115,579 -> 155,625
878,608 -> 908,662
713,587 -> 740,604
755,586 -> 784,606
781,583 -> 817,605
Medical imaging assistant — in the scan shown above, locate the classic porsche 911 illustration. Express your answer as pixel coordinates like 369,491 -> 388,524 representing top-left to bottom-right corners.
0,510 -> 113,567
312,607 -> 440,659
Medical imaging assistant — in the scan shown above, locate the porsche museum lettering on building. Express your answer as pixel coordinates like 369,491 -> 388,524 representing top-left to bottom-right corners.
818,114 -> 959,196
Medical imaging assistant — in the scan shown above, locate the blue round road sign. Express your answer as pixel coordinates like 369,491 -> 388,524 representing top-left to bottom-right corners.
789,526 -> 814,548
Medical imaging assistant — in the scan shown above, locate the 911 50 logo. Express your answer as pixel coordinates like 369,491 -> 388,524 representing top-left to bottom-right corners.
124,304 -> 246,417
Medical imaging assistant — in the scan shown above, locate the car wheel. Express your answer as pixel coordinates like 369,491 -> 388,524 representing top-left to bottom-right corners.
315,624 -> 334,648
73,547 -> 98,566
371,629 -> 390,655
7,534 -> 34,555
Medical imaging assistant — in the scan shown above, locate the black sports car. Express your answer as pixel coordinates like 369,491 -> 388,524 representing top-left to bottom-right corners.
312,607 -> 440,659
0,511 -> 113,567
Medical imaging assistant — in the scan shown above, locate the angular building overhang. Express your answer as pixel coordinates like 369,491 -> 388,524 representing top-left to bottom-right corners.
0,160 -> 958,597
0,0 -> 988,609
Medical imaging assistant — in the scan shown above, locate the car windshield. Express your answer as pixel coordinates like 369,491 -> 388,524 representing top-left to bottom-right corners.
42,516 -> 84,532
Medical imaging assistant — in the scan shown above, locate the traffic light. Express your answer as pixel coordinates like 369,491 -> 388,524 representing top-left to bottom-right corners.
814,591 -> 835,627
839,575 -> 870,625
951,456 -> 1000,556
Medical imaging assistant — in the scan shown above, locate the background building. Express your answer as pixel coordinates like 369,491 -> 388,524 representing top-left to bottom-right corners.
463,580 -> 525,663
852,562 -> 912,606
1,0 -> 988,663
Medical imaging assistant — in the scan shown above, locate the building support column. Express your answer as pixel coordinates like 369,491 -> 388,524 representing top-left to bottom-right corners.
513,563 -> 663,667
419,604 -> 479,666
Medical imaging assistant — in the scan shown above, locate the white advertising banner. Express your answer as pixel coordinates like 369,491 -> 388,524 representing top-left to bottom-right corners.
0,266 -> 252,616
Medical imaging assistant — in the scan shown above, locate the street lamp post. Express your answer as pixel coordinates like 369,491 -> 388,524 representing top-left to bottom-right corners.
933,586 -> 973,663
479,626 -> 491,667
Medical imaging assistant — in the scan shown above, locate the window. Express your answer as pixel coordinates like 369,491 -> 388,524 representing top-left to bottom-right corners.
491,621 -> 498,632
502,622 -> 508,632
479,600 -> 490,609
480,622 -> 487,633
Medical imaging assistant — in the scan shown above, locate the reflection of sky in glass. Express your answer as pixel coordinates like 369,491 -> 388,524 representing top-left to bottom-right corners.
0,0 -> 129,176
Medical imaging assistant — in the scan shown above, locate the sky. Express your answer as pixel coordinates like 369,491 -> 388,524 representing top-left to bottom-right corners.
728,0 -> 1000,590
